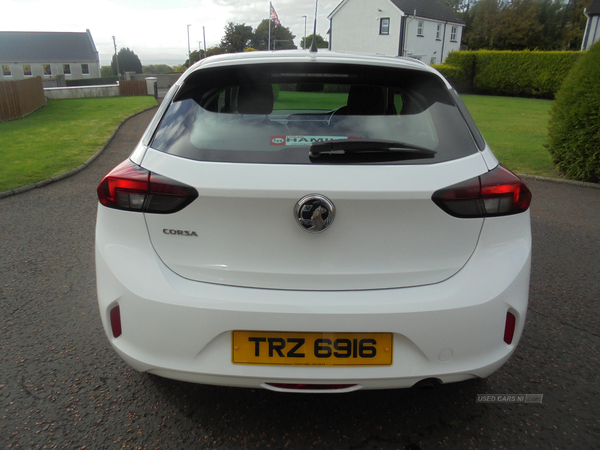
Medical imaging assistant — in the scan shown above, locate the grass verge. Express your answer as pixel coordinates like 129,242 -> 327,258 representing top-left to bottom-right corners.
276,91 -> 557,178
275,90 -> 347,110
1,93 -> 559,193
0,96 -> 157,192
461,94 -> 557,178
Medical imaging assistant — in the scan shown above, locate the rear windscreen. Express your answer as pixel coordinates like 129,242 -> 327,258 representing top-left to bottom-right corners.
150,62 -> 480,164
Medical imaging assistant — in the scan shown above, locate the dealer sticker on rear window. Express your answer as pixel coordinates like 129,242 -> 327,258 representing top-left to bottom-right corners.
270,136 -> 362,146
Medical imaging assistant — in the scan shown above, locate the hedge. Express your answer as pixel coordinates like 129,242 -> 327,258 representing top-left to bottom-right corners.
547,42 -> 600,182
433,50 -> 584,99
66,76 -> 119,87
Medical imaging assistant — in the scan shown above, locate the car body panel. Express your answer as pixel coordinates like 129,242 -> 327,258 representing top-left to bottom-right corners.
96,205 -> 530,390
95,50 -> 531,391
141,148 -> 488,290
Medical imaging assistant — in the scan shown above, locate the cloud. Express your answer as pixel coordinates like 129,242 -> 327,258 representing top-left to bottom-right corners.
3,0 -> 341,66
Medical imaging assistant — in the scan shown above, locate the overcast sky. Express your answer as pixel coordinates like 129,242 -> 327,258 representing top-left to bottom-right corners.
3,0 -> 341,66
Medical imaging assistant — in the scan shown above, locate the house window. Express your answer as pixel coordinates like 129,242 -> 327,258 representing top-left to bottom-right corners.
417,20 -> 424,36
23,65 -> 32,76
436,24 -> 441,40
63,64 -> 71,75
2,65 -> 11,77
43,64 -> 52,76
451,26 -> 458,42
81,64 -> 89,75
430,57 -> 437,65
380,18 -> 390,35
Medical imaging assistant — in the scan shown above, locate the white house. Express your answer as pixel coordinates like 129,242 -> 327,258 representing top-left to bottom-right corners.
0,30 -> 100,81
582,0 -> 600,50
328,0 -> 465,64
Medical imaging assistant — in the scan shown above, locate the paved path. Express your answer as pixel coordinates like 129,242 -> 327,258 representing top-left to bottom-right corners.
1,109 -> 599,449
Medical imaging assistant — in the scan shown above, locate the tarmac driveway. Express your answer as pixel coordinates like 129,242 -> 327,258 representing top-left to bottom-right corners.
0,109 -> 598,449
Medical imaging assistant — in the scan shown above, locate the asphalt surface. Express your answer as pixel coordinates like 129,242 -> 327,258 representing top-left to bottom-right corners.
1,108 -> 599,449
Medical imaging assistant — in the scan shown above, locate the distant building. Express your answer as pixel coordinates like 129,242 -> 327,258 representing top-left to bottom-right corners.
582,0 -> 600,50
328,0 -> 465,64
0,30 -> 100,81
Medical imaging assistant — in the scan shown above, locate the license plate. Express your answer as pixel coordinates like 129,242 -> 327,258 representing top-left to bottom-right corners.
232,331 -> 393,366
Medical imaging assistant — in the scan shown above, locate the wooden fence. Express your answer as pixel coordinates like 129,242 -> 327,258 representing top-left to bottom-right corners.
119,80 -> 147,97
0,77 -> 46,122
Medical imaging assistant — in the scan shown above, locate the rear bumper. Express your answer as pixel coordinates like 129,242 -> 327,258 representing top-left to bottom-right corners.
95,205 -> 531,391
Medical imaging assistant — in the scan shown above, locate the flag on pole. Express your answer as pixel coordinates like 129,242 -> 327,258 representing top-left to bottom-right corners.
270,2 -> 280,27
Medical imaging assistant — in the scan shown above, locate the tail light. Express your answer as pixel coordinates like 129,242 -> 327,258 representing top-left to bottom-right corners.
432,166 -> 531,218
97,159 -> 198,214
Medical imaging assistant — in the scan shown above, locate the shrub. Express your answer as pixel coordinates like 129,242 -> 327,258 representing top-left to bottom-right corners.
431,64 -> 470,92
66,76 -> 119,87
439,50 -> 583,98
442,52 -> 477,92
474,50 -> 583,99
547,42 -> 600,183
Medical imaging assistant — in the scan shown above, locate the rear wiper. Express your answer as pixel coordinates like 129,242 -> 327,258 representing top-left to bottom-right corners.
309,139 -> 436,158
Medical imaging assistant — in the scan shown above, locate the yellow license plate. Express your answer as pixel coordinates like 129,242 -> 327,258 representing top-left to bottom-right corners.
232,331 -> 393,366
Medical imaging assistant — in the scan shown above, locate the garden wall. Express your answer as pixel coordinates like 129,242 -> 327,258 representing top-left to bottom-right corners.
44,85 -> 120,100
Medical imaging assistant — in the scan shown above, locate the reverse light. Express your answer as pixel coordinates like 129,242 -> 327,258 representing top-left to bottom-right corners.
97,159 -> 198,214
432,166 -> 532,218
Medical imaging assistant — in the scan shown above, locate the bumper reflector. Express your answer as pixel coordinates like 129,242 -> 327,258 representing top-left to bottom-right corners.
110,305 -> 122,338
504,312 -> 516,344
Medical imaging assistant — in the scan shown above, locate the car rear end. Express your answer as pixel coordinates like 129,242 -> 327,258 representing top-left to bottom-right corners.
95,51 -> 531,392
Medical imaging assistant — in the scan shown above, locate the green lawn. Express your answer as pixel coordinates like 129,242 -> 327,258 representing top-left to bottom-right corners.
0,96 -> 157,192
275,91 -> 557,177
0,92 -> 557,193
461,94 -> 557,177
275,90 -> 348,110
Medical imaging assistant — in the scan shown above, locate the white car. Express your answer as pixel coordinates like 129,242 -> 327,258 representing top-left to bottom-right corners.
96,50 -> 532,393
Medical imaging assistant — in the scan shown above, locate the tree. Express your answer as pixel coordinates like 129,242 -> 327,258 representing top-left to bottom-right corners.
494,0 -> 545,50
463,0 -> 504,49
300,34 -> 328,49
142,64 -> 174,74
100,65 -> 113,77
462,0 -> 592,51
251,19 -> 297,50
182,50 -> 209,68
440,0 -> 477,13
111,47 -> 142,75
537,0 -> 568,49
206,46 -> 226,57
559,0 -> 592,50
221,22 -> 254,53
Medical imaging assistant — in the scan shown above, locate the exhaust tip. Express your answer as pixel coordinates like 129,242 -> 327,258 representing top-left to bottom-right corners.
413,378 -> 442,389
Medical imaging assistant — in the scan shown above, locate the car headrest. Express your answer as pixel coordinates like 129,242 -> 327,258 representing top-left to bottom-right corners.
347,85 -> 388,116
237,84 -> 274,115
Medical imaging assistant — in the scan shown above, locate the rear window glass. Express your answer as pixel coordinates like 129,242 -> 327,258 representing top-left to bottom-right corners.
150,62 -> 479,164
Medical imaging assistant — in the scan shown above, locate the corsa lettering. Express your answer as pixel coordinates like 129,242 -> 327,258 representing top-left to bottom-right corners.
162,229 -> 198,237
